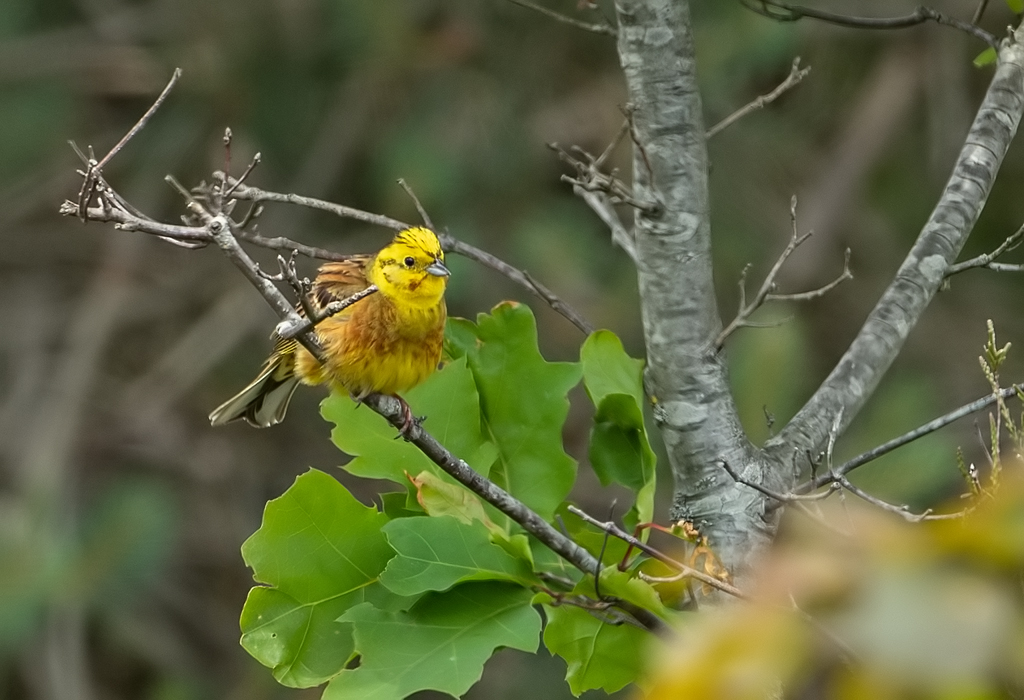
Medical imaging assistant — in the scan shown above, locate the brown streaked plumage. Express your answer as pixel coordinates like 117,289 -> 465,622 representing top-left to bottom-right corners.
209,227 -> 450,428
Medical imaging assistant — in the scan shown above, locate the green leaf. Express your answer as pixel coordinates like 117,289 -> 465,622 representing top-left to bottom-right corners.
581,330 -> 645,407
1007,0 -> 1023,13
379,491 -> 421,519
581,331 -> 657,529
409,470 -> 535,566
974,47 -> 997,68
594,566 -> 674,621
409,470 -> 494,527
379,516 -> 535,596
239,469 -> 405,688
325,355 -> 497,484
324,583 -> 541,700
540,593 -> 650,696
449,303 -> 582,521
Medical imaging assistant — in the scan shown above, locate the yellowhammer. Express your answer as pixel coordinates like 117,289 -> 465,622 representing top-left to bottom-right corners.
209,226 -> 450,429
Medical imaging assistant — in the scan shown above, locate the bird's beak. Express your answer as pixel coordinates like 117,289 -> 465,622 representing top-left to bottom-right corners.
426,260 -> 450,277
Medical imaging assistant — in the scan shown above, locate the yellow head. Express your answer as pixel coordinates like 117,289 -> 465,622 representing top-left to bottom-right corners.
369,227 -> 450,308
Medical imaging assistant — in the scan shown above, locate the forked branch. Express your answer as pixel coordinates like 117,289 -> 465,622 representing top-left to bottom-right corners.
715,196 -> 852,350
946,224 -> 1024,276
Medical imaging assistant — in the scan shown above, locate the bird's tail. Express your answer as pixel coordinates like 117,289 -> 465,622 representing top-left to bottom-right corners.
209,354 -> 301,428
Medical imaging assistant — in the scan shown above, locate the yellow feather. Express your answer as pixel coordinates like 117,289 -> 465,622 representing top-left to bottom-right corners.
209,227 -> 449,428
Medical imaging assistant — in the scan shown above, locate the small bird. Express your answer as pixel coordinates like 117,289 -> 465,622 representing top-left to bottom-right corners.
209,226 -> 450,429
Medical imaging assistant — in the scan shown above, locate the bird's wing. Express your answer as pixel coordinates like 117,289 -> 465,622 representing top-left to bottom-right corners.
312,255 -> 374,308
267,254 -> 374,356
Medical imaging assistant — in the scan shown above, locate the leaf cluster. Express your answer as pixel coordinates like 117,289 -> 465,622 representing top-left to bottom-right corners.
239,303 -> 667,698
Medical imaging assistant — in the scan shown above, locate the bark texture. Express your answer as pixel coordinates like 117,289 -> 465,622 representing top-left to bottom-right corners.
614,0 -> 771,574
614,3 -> 1024,577
765,24 -> 1024,468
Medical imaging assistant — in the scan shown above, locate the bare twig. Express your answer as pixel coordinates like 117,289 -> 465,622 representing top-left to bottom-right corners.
715,197 -> 850,350
440,235 -> 595,334
275,285 -> 380,340
720,460 -> 848,535
223,152 -> 261,199
972,0 -> 991,25
795,385 -> 1022,493
706,57 -> 811,139
237,230 -> 348,261
834,475 -> 964,522
504,0 -> 616,36
741,0 -> 997,46
566,505 -> 746,599
573,186 -> 636,262
225,178 -> 595,334
946,224 -> 1024,276
550,119 -> 637,260
767,248 -> 852,302
226,180 -> 408,230
397,178 -> 434,230
76,67 -> 183,219
549,141 -> 660,214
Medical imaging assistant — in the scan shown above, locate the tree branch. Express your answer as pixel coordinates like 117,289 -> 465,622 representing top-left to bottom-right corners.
765,21 -> 1024,473
504,0 -> 617,36
794,385 -> 1022,494
741,0 -> 998,47
565,505 -> 745,599
715,196 -> 851,350
614,0 -> 768,575
225,179 -> 595,334
706,57 -> 811,139
946,223 -> 1024,276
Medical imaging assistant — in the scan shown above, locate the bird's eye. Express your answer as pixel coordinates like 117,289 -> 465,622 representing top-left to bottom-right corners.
404,256 -> 415,267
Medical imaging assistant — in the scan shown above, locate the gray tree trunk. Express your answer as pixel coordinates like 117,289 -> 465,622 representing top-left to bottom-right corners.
614,0 -> 1024,576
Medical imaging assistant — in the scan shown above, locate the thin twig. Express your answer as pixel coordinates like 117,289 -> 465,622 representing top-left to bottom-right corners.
835,475 -> 965,522
715,196 -> 850,350
76,68 -> 183,219
706,58 -> 811,139
549,141 -> 660,214
275,285 -> 379,340
226,179 -> 595,334
442,235 -> 594,334
237,230 -> 348,261
504,0 -> 616,36
566,505 -> 746,599
720,460 -> 848,535
972,0 -> 991,25
223,152 -> 262,199
789,594 -> 858,664
553,119 -> 637,261
741,0 -> 997,46
226,180 -> 409,230
795,385 -> 1022,493
946,224 -> 1024,276
397,178 -> 434,230
768,248 -> 852,302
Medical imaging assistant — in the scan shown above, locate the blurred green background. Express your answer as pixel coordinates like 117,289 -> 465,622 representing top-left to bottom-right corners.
1,0 -> 1022,698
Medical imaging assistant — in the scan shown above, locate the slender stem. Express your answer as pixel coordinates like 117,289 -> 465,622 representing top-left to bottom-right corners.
796,385 -> 1022,493
226,180 -> 595,334
566,505 -> 746,599
504,0 -> 617,36
706,57 -> 811,139
742,0 -> 997,46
